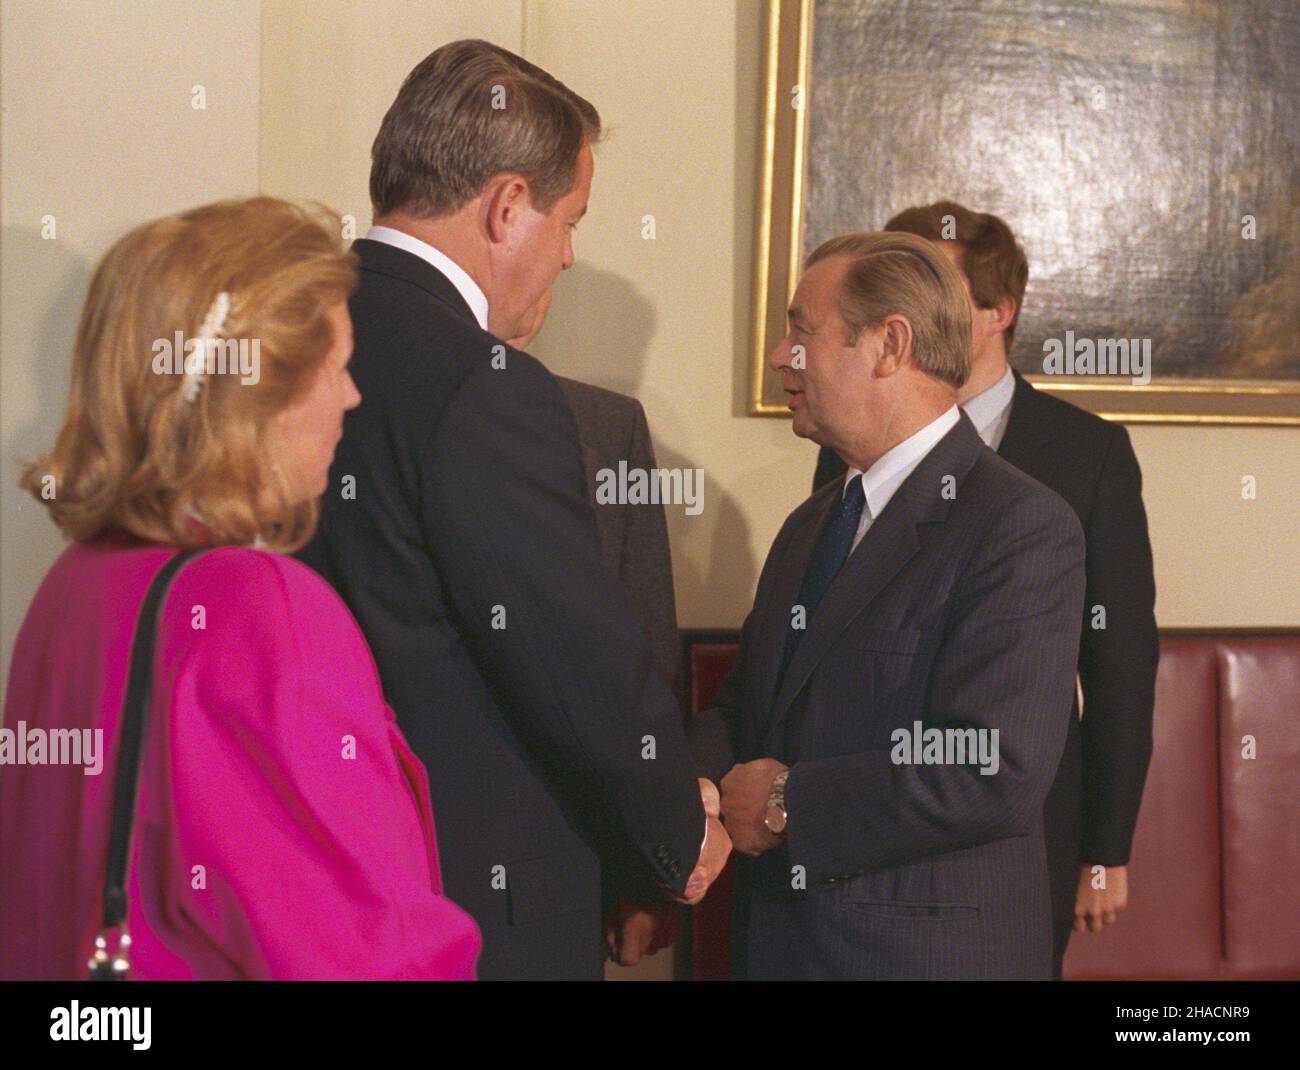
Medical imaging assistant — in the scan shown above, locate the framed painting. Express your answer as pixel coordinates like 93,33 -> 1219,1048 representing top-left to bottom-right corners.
750,0 -> 1300,424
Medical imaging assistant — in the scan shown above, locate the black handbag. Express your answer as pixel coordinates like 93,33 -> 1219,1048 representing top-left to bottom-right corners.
89,547 -> 210,981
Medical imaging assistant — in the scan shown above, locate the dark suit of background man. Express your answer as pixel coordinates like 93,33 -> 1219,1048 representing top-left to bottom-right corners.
557,375 -> 687,967
691,231 -> 1087,980
298,39 -> 730,981
506,291 -> 687,969
813,202 -> 1158,978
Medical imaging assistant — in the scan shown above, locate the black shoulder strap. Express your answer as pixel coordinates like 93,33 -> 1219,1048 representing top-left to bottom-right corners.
101,547 -> 211,927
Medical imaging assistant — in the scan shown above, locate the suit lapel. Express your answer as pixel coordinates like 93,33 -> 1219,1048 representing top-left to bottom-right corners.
762,415 -> 985,744
996,371 -> 1056,474
750,486 -> 836,737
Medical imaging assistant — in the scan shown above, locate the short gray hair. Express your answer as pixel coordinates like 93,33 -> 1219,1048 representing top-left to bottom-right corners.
370,39 -> 601,219
807,231 -> 972,387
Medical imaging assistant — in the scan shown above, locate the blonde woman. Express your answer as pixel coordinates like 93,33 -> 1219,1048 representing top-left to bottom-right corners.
0,197 -> 480,980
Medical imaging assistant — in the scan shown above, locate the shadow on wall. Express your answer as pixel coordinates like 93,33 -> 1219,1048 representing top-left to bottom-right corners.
1,226 -> 90,703
536,261 -> 656,398
655,439 -> 756,628
533,261 -> 757,629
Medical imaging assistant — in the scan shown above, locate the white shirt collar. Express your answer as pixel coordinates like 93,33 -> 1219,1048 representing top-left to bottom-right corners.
364,225 -> 489,331
843,405 -> 961,519
961,364 -> 1015,440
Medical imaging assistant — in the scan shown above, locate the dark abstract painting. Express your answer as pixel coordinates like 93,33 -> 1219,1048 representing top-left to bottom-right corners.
752,0 -> 1300,422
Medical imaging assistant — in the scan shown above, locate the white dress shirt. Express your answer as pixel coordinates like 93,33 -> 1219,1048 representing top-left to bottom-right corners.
961,364 -> 1016,451
364,225 -> 490,331
842,405 -> 961,554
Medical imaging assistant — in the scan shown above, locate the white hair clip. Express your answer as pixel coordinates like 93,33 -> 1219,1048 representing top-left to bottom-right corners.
182,291 -> 231,403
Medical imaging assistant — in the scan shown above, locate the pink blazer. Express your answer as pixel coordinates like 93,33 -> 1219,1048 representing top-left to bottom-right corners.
0,539 -> 480,980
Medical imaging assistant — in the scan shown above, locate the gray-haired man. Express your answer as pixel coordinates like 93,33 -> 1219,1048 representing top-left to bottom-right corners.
299,39 -> 729,980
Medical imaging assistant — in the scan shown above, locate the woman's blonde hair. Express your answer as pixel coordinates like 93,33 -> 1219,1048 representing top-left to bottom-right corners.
22,197 -> 357,553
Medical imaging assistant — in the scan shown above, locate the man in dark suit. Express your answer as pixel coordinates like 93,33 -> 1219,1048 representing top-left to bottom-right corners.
560,375 -> 688,968
812,202 -> 1158,978
558,378 -> 683,706
298,39 -> 729,981
509,292 -> 681,699
691,230 -> 1087,980
507,295 -> 686,967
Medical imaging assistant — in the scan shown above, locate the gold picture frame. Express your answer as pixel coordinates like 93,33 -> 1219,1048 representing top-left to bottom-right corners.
749,0 -> 1300,425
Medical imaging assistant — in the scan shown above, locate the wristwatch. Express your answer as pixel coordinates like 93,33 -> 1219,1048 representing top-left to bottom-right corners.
763,770 -> 791,836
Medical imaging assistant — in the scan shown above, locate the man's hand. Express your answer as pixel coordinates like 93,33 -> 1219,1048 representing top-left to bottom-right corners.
675,778 -> 732,905
1073,863 -> 1129,933
605,900 -> 678,966
720,759 -> 789,857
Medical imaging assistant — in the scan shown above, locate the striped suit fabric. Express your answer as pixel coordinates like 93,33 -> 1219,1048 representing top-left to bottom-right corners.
690,412 -> 1086,979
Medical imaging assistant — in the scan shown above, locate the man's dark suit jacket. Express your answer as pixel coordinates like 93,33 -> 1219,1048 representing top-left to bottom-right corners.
555,376 -> 685,909
297,239 -> 703,980
813,371 -> 1158,974
692,413 -> 1086,979
555,378 -> 680,698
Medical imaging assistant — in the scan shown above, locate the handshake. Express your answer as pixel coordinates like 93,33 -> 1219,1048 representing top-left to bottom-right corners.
606,760 -> 790,966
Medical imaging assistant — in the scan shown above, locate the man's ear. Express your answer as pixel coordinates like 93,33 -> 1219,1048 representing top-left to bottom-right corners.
482,173 -> 531,244
875,315 -> 914,376
988,296 -> 1018,337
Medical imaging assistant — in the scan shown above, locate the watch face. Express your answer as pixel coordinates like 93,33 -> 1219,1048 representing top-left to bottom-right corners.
764,802 -> 787,834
